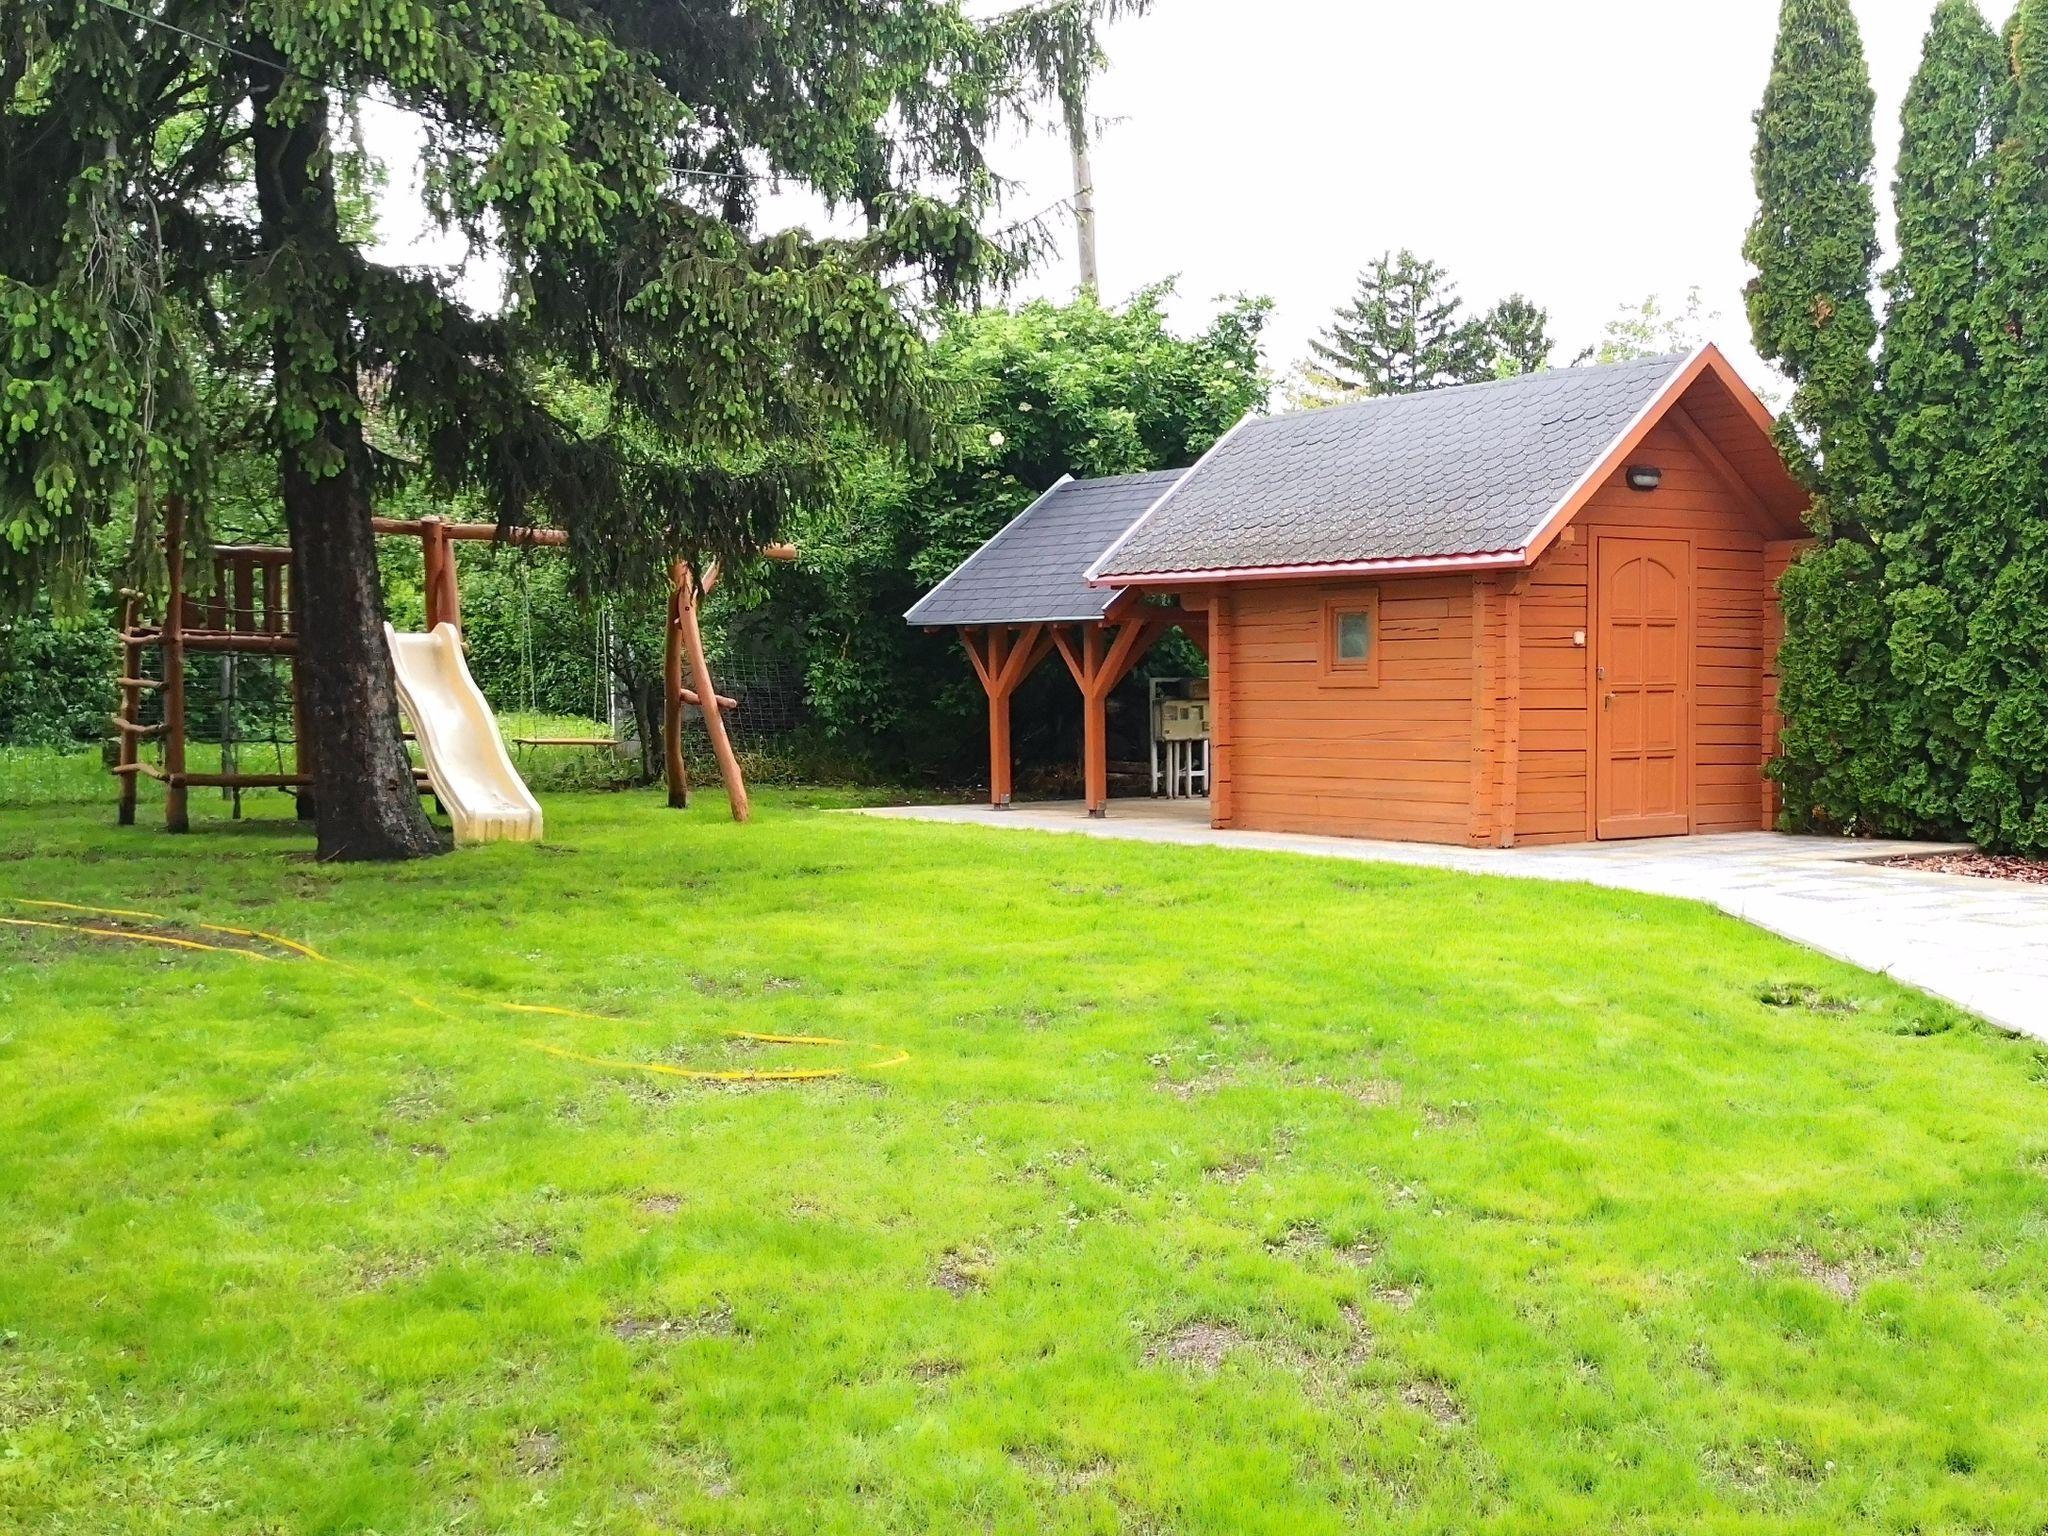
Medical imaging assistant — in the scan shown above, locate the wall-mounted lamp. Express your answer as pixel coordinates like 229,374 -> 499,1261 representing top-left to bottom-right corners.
1626,465 -> 1663,492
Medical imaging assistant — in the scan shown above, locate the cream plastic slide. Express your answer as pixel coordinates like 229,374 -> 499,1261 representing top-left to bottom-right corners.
384,622 -> 544,844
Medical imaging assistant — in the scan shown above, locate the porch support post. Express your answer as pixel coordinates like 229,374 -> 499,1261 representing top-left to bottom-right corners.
962,624 -> 1049,808
1207,588 -> 1233,828
1081,626 -> 1108,815
1054,614 -> 1165,817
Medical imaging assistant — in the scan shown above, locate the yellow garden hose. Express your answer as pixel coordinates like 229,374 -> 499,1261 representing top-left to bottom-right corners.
2,897 -> 907,1084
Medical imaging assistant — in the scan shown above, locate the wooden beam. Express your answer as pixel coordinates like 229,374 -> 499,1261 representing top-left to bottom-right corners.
1669,404 -> 1774,528
1208,589 -> 1234,827
421,518 -> 460,632
1101,588 -> 1150,626
162,497 -> 188,835
664,569 -> 689,808
1093,619 -> 1152,699
287,559 -> 314,822
674,562 -> 750,821
959,629 -> 995,693
988,671 -> 1013,807
1498,580 -> 1522,847
1051,625 -> 1085,690
169,771 -> 315,789
372,517 -> 569,547
1080,626 -> 1108,814
1469,576 -> 1493,846
994,622 -> 1047,696
115,588 -> 143,826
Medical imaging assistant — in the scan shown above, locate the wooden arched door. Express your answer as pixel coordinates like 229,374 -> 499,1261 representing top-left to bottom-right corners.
1594,538 -> 1691,839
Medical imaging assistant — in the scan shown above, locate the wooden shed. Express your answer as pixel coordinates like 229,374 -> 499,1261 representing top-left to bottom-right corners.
915,346 -> 1811,846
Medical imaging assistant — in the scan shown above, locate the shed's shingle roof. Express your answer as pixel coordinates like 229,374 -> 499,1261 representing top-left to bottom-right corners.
904,470 -> 1186,626
1090,353 -> 1690,580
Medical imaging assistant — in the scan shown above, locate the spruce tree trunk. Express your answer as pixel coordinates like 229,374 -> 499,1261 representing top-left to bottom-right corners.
251,63 -> 446,861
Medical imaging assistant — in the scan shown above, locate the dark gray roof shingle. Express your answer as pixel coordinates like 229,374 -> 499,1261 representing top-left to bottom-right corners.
1090,353 -> 1690,579
904,469 -> 1184,626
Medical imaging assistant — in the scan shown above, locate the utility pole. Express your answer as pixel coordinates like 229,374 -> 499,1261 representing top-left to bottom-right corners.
1066,85 -> 1099,292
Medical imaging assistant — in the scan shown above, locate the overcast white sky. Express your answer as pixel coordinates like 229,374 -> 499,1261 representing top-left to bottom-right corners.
370,0 -> 2013,395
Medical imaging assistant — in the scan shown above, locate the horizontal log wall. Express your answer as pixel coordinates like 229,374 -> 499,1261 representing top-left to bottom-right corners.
1225,575 -> 1480,845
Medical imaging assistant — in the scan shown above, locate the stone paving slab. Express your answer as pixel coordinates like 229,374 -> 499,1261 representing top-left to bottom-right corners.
856,800 -> 2048,1042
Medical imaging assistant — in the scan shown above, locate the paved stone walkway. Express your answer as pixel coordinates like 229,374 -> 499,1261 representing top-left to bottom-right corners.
857,799 -> 2048,1041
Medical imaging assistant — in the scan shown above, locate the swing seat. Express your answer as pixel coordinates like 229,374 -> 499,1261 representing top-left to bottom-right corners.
511,735 -> 627,750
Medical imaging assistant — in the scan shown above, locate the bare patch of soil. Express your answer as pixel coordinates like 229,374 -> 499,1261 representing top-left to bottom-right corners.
354,1252 -> 430,1290
1010,1447 -> 1112,1494
1206,1153 -> 1261,1186
514,1430 -> 561,1476
1745,1244 -> 1861,1301
1401,1375 -> 1467,1426
610,1304 -> 737,1343
1757,982 -> 1860,1015
1148,1321 -> 1248,1371
933,1249 -> 990,1297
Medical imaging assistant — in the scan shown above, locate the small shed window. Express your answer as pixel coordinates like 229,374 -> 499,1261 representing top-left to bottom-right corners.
1336,610 -> 1372,661
1320,591 -> 1381,687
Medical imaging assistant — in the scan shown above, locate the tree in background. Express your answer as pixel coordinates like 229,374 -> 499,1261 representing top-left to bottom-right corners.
1744,0 -> 1883,510
1958,0 -> 2048,850
1304,250 -> 1491,399
1580,289 -> 1720,365
1876,0 -> 2006,833
1001,1 -> 1153,293
1,0 -> 1067,858
1742,0 -> 1897,833
1482,295 -> 1556,378
1298,251 -> 1556,404
743,287 -> 1269,780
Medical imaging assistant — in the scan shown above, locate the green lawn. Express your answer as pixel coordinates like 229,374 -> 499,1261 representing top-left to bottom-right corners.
3,765 -> 2045,1534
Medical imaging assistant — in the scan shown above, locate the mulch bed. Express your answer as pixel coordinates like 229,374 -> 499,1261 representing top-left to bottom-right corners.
1878,850 -> 2048,885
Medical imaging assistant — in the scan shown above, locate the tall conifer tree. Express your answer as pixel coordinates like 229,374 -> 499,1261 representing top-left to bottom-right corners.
1960,0 -> 2048,851
1744,0 -> 1882,507
1744,0 -> 1893,830
1308,250 -> 1490,396
1878,0 -> 2005,830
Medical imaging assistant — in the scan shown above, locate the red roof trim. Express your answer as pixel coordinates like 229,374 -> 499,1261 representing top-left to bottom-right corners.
1093,549 -> 1528,587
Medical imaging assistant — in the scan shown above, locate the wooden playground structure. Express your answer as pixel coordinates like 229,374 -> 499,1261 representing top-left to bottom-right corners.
112,503 -> 782,832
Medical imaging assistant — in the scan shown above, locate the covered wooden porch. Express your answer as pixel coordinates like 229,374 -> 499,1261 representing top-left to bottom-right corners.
955,592 -> 1207,814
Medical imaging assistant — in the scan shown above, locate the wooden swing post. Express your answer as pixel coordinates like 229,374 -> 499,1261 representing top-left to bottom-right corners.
660,545 -> 795,820
664,571 -> 691,808
670,559 -> 748,822
161,497 -> 190,834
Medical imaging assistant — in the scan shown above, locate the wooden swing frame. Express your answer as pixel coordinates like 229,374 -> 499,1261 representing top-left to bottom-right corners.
113,508 -> 785,830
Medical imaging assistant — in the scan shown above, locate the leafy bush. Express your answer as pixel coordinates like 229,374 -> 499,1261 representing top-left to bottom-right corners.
731,285 -> 1270,783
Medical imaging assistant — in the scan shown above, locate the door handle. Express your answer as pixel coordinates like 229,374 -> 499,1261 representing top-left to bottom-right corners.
1603,691 -> 1615,709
